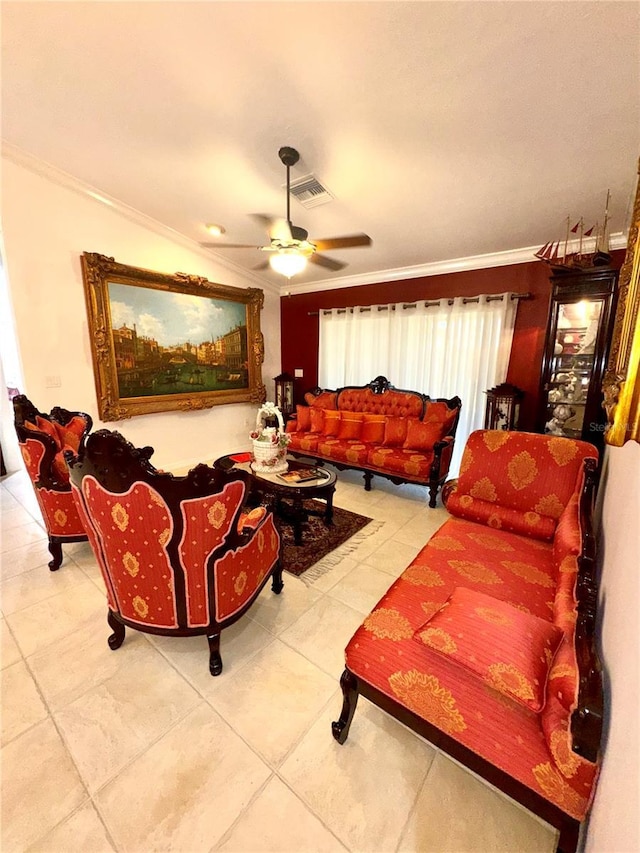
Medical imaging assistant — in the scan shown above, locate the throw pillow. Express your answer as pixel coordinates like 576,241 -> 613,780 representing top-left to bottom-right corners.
337,411 -> 364,440
413,586 -> 564,713
304,391 -> 338,410
361,413 -> 386,444
295,405 -> 311,432
53,416 -> 87,453
309,408 -> 325,433
322,409 -> 341,436
29,416 -> 61,448
383,416 -> 409,447
423,401 -> 458,436
403,419 -> 443,451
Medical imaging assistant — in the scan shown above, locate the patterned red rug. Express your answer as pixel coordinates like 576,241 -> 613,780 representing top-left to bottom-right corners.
279,499 -> 378,580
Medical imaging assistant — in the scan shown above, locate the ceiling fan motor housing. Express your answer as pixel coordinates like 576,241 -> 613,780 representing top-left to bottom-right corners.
279,146 -> 300,167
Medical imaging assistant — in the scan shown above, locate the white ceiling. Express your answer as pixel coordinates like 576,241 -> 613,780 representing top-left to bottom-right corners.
2,1 -> 639,293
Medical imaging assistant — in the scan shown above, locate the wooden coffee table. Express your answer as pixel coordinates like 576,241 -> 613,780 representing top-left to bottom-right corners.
215,454 -> 337,546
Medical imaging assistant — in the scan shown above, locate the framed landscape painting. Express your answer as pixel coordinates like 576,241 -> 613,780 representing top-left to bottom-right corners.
81,253 -> 266,421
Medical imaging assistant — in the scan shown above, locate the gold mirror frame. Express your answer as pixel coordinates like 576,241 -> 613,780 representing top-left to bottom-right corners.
81,253 -> 266,421
603,163 -> 640,446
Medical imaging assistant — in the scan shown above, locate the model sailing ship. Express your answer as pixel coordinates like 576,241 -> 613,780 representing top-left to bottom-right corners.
535,190 -> 612,270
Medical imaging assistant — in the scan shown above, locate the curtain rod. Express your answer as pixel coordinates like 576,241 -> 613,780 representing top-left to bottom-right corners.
307,292 -> 531,316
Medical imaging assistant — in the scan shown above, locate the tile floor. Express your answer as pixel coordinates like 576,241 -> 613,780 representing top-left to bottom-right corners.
1,464 -> 558,852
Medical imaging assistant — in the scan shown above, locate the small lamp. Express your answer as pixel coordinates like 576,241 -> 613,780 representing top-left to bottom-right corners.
484,383 -> 524,431
274,372 -> 295,420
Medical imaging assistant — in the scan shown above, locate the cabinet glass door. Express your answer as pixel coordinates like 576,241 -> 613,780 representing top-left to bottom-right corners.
543,298 -> 603,439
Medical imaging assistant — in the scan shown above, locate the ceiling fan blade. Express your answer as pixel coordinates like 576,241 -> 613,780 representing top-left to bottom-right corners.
309,253 -> 347,272
253,260 -> 270,271
200,242 -> 263,249
312,234 -> 372,252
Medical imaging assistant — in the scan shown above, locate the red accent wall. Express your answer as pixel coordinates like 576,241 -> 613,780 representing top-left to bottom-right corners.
280,252 -> 625,432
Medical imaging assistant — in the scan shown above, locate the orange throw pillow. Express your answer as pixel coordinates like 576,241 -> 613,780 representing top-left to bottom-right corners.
53,416 -> 87,453
30,416 -> 61,448
337,411 -> 364,440
295,405 -> 311,432
383,417 -> 408,447
414,587 -> 563,713
322,409 -> 341,436
309,408 -> 325,433
361,413 -> 386,444
403,419 -> 443,451
423,401 -> 458,436
304,391 -> 338,410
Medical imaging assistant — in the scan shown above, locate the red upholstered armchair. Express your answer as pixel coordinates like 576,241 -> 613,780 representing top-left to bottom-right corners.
13,394 -> 92,570
66,429 -> 283,676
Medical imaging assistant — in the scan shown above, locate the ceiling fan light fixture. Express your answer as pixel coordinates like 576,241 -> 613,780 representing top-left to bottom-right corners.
269,250 -> 307,278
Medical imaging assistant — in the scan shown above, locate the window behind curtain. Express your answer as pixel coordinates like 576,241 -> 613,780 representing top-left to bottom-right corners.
319,294 -> 517,475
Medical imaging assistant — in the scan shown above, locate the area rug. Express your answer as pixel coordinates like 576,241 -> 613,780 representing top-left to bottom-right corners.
279,499 -> 384,582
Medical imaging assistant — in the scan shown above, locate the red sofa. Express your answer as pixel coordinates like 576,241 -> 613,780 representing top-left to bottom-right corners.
285,375 -> 461,507
332,430 -> 603,853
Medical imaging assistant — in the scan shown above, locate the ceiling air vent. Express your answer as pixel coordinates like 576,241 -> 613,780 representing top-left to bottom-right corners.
288,174 -> 334,208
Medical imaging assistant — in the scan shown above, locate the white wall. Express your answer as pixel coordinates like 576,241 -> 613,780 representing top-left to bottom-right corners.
0,156 -> 281,472
586,440 -> 640,853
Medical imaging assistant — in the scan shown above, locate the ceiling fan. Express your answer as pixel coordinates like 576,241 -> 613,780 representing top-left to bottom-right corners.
200,146 -> 372,278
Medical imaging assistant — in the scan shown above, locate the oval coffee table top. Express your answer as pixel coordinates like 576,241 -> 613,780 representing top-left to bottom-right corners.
215,454 -> 336,494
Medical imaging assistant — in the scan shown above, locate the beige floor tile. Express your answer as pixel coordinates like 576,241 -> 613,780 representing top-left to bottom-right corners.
54,641 -> 201,792
359,537 -> 421,575
1,503 -> 39,532
1,617 -> 22,668
206,640 -> 336,766
95,703 -> 271,852
27,802 -> 115,853
307,555 -> 359,593
0,486 -> 20,511
398,752 -> 556,852
216,776 -> 346,852
0,560 -> 87,615
394,507 -> 448,547
6,578 -> 105,658
280,700 -> 435,852
0,540 -> 56,581
279,595 -> 365,679
28,620 -> 151,711
1,660 -> 49,745
249,572 -> 321,636
1,718 -> 86,850
327,562 -> 396,616
1,520 -> 47,554
148,615 -> 276,692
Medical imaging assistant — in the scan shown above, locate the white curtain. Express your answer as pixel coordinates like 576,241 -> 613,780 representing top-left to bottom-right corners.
319,294 -> 518,476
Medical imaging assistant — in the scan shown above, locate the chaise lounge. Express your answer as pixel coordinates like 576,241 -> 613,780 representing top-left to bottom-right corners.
332,429 -> 602,853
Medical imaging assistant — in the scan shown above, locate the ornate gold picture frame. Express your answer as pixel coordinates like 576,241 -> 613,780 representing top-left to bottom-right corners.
81,253 -> 266,421
603,163 -> 640,446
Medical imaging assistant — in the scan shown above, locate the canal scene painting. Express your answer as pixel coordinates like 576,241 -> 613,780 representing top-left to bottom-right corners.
108,282 -> 249,398
81,253 -> 265,421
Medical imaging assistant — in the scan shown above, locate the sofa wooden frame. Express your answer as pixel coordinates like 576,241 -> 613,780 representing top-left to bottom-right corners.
287,376 -> 462,507
331,457 -> 603,853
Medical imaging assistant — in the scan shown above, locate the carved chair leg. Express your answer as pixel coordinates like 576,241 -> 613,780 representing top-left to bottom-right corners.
48,540 -> 63,571
208,632 -> 223,676
271,561 -> 284,594
107,611 -> 125,650
332,668 -> 360,744
428,482 -> 438,509
363,471 -> 373,492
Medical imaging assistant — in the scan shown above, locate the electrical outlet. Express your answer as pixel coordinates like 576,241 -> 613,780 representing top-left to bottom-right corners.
45,375 -> 61,388
294,368 -> 304,378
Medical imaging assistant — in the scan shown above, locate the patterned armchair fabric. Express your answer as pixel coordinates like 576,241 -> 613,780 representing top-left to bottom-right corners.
13,394 -> 92,570
66,429 -> 282,676
334,430 -> 602,849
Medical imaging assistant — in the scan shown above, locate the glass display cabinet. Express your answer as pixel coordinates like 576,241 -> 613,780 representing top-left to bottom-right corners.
538,267 -> 618,452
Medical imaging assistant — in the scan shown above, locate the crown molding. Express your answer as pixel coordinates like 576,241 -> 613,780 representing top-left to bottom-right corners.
279,232 -> 629,296
1,141 -> 279,295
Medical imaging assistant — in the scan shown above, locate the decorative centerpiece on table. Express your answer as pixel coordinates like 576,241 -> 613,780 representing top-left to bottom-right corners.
250,402 -> 291,473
